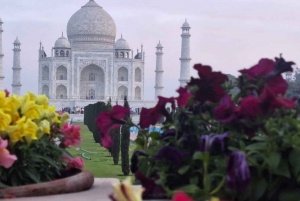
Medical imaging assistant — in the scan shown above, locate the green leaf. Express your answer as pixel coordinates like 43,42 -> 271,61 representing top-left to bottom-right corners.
178,165 -> 190,175
251,178 -> 268,201
266,152 -> 281,170
189,175 -> 199,185
192,152 -> 204,161
279,188 -> 300,201
135,137 -> 145,148
177,184 -> 200,194
149,132 -> 161,141
274,158 -> 291,178
25,169 -> 40,183
246,142 -> 267,151
289,149 -> 300,176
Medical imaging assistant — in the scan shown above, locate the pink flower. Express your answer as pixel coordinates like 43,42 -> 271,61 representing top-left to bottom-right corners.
0,138 -> 17,168
4,89 -> 9,97
214,95 -> 237,123
176,87 -> 192,107
61,123 -> 82,148
96,105 -> 130,148
238,95 -> 262,120
172,191 -> 194,201
61,155 -> 84,170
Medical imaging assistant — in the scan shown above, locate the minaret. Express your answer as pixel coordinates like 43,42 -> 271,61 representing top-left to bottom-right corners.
0,18 -> 4,90
179,19 -> 191,87
12,37 -> 22,95
154,41 -> 164,100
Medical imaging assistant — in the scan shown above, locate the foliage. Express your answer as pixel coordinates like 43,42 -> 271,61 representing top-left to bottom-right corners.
97,56 -> 300,201
0,91 -> 84,191
111,127 -> 120,165
121,96 -> 130,175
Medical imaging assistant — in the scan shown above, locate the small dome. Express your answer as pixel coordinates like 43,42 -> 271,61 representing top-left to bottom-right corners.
14,37 -> 21,44
182,20 -> 190,28
54,35 -> 70,48
156,41 -> 163,48
115,36 -> 130,50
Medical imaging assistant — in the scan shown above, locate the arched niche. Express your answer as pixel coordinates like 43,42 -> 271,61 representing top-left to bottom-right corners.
118,67 -> 128,81
42,85 -> 49,97
56,85 -> 67,99
135,67 -> 141,82
56,65 -> 67,80
135,86 -> 141,100
118,86 -> 128,100
80,64 -> 105,99
42,66 -> 49,80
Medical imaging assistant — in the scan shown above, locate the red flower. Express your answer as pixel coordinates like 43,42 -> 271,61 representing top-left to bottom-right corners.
238,95 -> 262,120
259,87 -> 295,114
239,58 -> 289,95
61,123 -> 82,148
96,105 -> 130,148
176,87 -> 192,107
61,156 -> 84,170
140,96 -> 175,129
214,95 -> 237,123
172,191 -> 194,201
188,64 -> 228,103
135,171 -> 165,198
4,89 -> 9,97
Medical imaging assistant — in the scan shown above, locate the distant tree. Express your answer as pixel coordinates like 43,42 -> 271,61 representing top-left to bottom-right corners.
121,96 -> 130,175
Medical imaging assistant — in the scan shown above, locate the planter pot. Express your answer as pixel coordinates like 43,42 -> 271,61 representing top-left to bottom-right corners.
1,170 -> 94,198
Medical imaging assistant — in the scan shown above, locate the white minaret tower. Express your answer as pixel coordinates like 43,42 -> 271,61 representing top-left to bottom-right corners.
12,37 -> 22,95
179,19 -> 191,87
0,18 -> 5,90
155,41 -> 164,100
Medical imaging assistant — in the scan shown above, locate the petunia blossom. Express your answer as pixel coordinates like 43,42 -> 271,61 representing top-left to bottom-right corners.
96,105 -> 130,148
140,96 -> 175,129
154,146 -> 188,166
187,64 -> 228,103
0,137 -> 17,168
61,155 -> 84,170
238,95 -> 261,120
226,151 -> 251,191
135,171 -> 165,198
172,191 -> 194,201
214,95 -> 236,123
176,87 -> 192,107
199,133 -> 228,153
60,123 -> 82,148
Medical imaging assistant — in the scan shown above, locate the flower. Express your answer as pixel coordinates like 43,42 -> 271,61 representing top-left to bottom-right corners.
172,191 -> 194,201
226,152 -> 251,191
176,87 -> 192,107
140,96 -> 175,128
109,177 -> 144,201
154,146 -> 188,166
188,64 -> 228,103
0,137 -> 17,168
61,155 -> 84,170
60,123 -> 82,148
96,105 -> 130,148
214,95 -> 236,123
199,133 -> 228,153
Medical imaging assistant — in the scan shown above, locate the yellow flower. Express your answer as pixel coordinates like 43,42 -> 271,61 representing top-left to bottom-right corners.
207,197 -> 220,201
60,112 -> 69,127
21,96 -> 42,120
23,118 -> 38,144
0,110 -> 11,131
37,119 -> 50,139
110,177 -> 144,201
7,117 -> 26,145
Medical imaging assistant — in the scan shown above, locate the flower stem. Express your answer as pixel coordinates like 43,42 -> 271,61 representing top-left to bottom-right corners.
209,176 -> 226,195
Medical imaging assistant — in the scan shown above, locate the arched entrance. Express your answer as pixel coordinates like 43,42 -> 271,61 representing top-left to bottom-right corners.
135,86 -> 141,100
42,85 -> 49,97
80,64 -> 105,99
56,85 -> 67,99
118,86 -> 128,100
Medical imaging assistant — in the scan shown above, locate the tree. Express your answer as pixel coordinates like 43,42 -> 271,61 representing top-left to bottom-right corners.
121,96 -> 130,175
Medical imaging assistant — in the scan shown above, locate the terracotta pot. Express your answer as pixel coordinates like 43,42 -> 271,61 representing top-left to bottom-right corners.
1,170 -> 94,198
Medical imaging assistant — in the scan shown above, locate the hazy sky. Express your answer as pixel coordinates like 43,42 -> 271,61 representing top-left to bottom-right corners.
1,0 -> 300,100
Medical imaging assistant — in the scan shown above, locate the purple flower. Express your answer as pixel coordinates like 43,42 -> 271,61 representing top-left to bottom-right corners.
226,151 -> 251,191
199,133 -> 228,153
160,129 -> 176,141
154,146 -> 188,166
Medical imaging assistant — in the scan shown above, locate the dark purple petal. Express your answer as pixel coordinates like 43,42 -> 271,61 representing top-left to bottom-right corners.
154,146 -> 188,166
214,95 -> 236,123
226,152 -> 251,191
199,133 -> 228,153
161,129 -> 176,141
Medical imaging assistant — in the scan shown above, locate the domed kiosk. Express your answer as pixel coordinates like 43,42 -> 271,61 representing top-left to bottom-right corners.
38,0 -> 146,110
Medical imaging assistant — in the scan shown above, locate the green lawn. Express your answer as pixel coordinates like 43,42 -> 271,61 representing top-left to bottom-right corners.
68,122 -> 135,180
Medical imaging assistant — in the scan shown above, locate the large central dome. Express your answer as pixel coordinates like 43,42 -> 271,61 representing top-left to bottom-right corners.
67,0 -> 116,45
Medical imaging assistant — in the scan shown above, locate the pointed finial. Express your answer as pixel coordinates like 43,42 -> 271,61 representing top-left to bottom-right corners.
39,41 -> 42,50
62,32 -> 63,37
185,18 -> 187,22
121,33 -> 123,39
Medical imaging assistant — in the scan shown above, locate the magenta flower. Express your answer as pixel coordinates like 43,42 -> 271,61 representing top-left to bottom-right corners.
0,137 -> 17,168
226,152 -> 251,191
176,87 -> 192,107
4,89 -> 9,97
61,123 -> 82,148
188,64 -> 228,103
61,155 -> 84,170
154,146 -> 188,166
96,105 -> 130,148
214,95 -> 237,123
238,95 -> 262,120
140,96 -> 175,129
199,133 -> 228,153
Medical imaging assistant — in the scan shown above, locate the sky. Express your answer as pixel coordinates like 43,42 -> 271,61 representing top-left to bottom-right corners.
1,0 -> 300,100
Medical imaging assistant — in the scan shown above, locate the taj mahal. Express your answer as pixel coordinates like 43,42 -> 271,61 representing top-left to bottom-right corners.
0,0 -> 191,110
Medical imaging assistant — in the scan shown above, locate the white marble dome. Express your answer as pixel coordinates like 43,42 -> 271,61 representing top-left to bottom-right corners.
115,36 -> 130,50
182,20 -> 190,28
54,35 -> 70,48
67,0 -> 116,44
